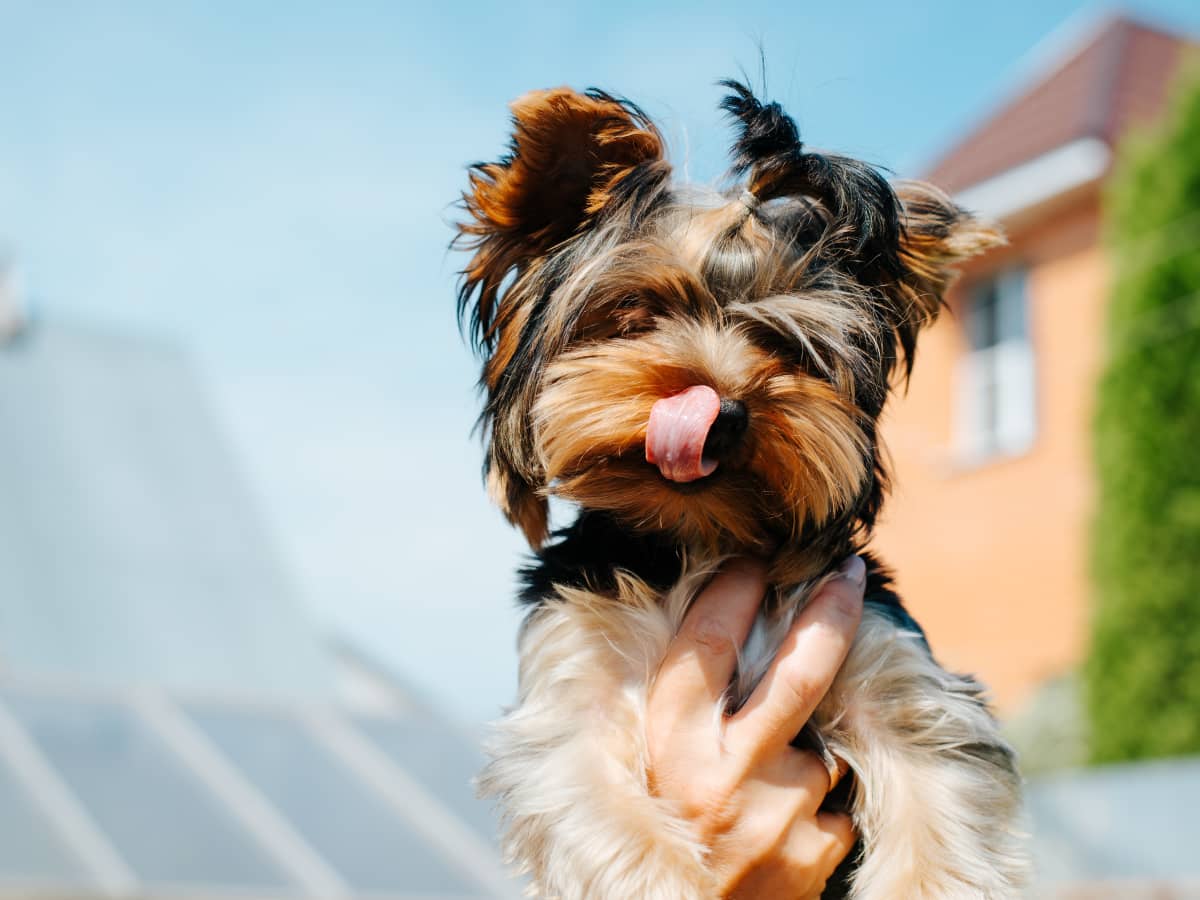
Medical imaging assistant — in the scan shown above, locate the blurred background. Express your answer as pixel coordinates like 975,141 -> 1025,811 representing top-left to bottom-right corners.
1,1 -> 1198,897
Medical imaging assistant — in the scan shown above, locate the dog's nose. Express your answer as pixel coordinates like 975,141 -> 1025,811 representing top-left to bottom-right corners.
702,398 -> 749,459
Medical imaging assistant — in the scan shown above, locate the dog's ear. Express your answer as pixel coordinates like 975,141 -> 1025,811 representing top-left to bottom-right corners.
458,87 -> 667,352
457,88 -> 666,547
890,180 -> 1005,374
484,442 -> 549,550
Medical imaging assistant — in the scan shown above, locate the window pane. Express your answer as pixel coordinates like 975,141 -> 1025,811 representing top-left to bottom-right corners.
0,746 -> 89,886
185,703 -> 480,895
353,713 -> 497,841
996,270 -> 1029,345
982,356 -> 1001,453
994,342 -> 1037,453
968,281 -> 1000,350
2,690 -> 292,891
954,351 -> 988,457
958,269 -> 1035,459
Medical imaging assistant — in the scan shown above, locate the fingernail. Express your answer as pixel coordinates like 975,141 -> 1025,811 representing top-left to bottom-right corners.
837,555 -> 866,588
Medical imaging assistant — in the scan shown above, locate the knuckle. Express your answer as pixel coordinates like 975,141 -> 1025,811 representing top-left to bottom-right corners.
778,659 -> 821,711
788,843 -> 822,873
817,583 -> 863,632
818,813 -> 857,862
685,614 -> 737,657
825,830 -> 852,862
831,820 -> 857,855
782,830 -> 830,873
743,818 -> 786,861
689,797 -> 738,841
721,804 -> 790,864
674,770 -> 733,823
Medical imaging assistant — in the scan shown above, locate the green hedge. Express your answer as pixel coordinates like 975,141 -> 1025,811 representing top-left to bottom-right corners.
1087,62 -> 1200,764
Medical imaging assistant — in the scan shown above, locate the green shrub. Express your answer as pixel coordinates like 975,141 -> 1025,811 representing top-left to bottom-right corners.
1087,62 -> 1200,763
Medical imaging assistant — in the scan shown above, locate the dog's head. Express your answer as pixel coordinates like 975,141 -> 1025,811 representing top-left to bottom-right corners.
456,82 -> 999,567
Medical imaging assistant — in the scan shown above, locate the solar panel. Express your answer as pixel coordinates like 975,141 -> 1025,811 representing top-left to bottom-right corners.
352,713 -> 498,841
184,702 -> 483,896
0,746 -> 89,888
3,689 -> 294,892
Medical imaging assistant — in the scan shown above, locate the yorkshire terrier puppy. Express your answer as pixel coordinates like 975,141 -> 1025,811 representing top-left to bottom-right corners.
456,81 -> 1026,899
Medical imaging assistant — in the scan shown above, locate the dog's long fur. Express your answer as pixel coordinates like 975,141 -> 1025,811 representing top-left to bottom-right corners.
457,82 -> 1027,898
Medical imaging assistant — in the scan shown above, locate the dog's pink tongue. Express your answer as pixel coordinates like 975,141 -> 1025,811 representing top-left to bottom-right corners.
646,385 -> 721,482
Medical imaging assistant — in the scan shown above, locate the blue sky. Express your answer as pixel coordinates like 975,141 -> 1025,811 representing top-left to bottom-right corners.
3,0 -> 1198,724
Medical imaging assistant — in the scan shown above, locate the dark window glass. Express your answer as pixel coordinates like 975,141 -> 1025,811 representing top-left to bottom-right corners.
968,271 -> 1028,351
969,280 -> 1001,350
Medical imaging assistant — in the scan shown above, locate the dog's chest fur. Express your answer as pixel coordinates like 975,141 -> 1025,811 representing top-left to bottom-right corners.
519,510 -> 922,706
486,511 -> 1024,899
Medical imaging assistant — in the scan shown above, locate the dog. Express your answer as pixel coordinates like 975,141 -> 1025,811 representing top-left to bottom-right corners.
455,80 -> 1026,899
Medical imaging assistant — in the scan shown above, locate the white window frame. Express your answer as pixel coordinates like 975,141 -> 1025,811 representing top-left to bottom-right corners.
954,269 -> 1037,465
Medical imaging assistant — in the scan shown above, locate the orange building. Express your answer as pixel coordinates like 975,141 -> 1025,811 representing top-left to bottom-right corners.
873,15 -> 1196,714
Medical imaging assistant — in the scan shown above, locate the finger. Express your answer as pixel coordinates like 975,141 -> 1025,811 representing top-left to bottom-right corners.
729,556 -> 865,756
757,812 -> 855,900
813,811 -> 857,872
651,558 -> 766,722
762,747 -> 841,815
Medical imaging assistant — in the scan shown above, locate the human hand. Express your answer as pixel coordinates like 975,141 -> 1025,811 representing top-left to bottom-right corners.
646,556 -> 867,899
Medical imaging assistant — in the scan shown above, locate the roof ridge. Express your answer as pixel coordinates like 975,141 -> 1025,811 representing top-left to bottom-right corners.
921,10 -> 1196,193
917,8 -> 1117,179
1085,16 -> 1134,140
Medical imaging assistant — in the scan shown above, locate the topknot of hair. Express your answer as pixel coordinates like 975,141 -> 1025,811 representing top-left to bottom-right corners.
719,78 -> 804,182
